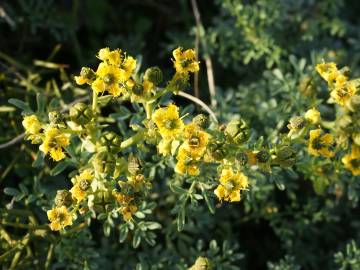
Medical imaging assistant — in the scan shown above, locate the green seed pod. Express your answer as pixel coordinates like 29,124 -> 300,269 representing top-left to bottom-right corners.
55,190 -> 72,207
347,95 -> 360,112
274,145 -> 297,168
288,116 -> 306,130
128,153 -> 143,175
189,257 -> 212,270
193,114 -> 210,129
70,103 -> 93,126
235,151 -> 248,166
256,150 -> 270,163
224,119 -> 250,144
144,66 -> 163,86
93,151 -> 116,175
100,131 -> 122,153
208,142 -> 227,161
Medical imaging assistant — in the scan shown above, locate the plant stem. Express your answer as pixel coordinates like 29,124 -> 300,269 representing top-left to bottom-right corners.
120,130 -> 145,149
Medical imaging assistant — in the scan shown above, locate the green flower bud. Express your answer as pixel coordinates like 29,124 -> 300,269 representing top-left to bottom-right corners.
128,153 -> 143,175
256,150 -> 270,163
189,257 -> 212,270
80,67 -> 96,81
144,66 -> 163,86
288,116 -> 306,130
235,151 -> 248,166
100,131 -> 122,153
93,151 -> 116,175
49,111 -> 64,125
224,119 -> 250,144
193,114 -> 210,129
274,145 -> 297,168
70,103 -> 93,126
55,190 -> 72,207
208,142 -> 227,161
347,95 -> 360,112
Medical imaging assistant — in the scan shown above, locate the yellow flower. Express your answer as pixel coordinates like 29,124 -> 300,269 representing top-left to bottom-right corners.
183,123 -> 209,157
120,205 -> 138,221
214,169 -> 249,202
342,146 -> 360,175
316,62 -> 338,82
308,129 -> 335,158
121,55 -> 136,79
47,206 -> 73,231
74,67 -> 95,85
175,145 -> 200,175
70,170 -> 94,202
305,108 -> 321,124
92,62 -> 127,97
158,138 -> 171,156
39,127 -> 70,161
331,75 -> 356,106
22,115 -> 42,135
152,104 -> 184,139
98,48 -> 122,66
172,47 -> 200,74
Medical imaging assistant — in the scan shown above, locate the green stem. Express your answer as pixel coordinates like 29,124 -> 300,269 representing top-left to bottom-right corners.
120,130 -> 145,149
145,102 -> 153,119
92,91 -> 98,112
44,244 -> 54,270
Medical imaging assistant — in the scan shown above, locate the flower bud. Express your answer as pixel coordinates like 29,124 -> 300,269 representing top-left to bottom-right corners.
288,116 -> 306,130
193,114 -> 210,129
207,142 -> 227,161
144,66 -> 163,86
55,190 -> 72,207
127,153 -> 143,175
224,119 -> 250,144
274,145 -> 297,168
93,151 -> 116,175
70,103 -> 93,126
235,151 -> 248,166
189,257 -> 212,270
100,131 -> 122,153
256,150 -> 270,163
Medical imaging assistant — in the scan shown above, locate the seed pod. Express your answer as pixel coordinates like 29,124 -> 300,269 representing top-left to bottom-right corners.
70,103 -> 93,126
93,151 -> 116,175
274,145 -> 297,168
188,257 -> 212,270
55,190 -> 72,207
208,142 -> 227,161
80,67 -> 96,81
193,114 -> 210,129
256,150 -> 270,163
48,111 -> 64,125
235,151 -> 248,166
100,131 -> 122,153
132,83 -> 144,96
224,119 -> 250,144
144,66 -> 163,86
128,153 -> 143,175
288,116 -> 306,130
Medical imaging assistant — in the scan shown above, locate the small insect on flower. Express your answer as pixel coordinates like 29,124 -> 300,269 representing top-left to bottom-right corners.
305,108 -> 321,124
342,145 -> 360,175
172,47 -> 200,74
47,206 -> 73,231
214,168 -> 249,202
39,126 -> 70,161
308,129 -> 335,158
152,104 -> 184,139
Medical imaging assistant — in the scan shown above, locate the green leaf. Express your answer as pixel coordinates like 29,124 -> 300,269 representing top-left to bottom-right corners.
144,222 -> 162,230
50,161 -> 71,176
32,151 -> 45,168
203,190 -> 216,214
36,93 -> 46,114
98,95 -> 113,107
8,98 -> 32,113
4,187 -> 21,197
169,183 -> 187,194
133,229 -> 141,248
177,209 -> 185,232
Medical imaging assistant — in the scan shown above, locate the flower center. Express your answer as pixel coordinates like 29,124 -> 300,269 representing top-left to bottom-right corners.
103,73 -> 115,84
57,212 -> 67,222
180,59 -> 192,68
164,119 -> 177,130
312,137 -> 325,150
79,180 -> 90,191
350,159 -> 360,168
188,136 -> 200,148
